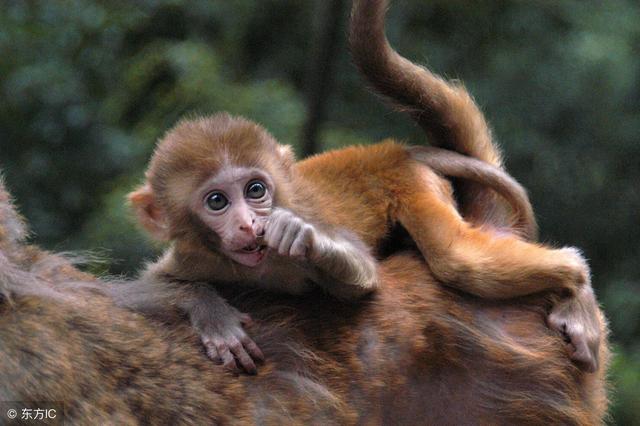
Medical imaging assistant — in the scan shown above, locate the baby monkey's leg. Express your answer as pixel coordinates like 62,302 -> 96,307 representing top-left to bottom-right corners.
394,165 -> 599,372
395,166 -> 588,299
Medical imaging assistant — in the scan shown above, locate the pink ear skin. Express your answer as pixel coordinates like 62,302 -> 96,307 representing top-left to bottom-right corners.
128,184 -> 170,241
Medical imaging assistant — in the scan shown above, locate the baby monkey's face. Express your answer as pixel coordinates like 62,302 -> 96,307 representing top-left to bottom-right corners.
192,165 -> 274,267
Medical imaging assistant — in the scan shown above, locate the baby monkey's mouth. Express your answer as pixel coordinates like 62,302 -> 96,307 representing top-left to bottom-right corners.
241,243 -> 266,253
241,235 -> 267,253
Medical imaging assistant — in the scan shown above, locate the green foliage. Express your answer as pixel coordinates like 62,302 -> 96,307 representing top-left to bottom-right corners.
0,1 -> 638,422
610,346 -> 640,425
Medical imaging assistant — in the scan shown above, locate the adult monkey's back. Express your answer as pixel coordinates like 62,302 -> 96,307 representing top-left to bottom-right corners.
0,179 -> 609,424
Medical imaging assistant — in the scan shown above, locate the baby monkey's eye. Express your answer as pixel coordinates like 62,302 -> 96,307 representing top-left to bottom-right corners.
205,192 -> 229,211
246,181 -> 267,199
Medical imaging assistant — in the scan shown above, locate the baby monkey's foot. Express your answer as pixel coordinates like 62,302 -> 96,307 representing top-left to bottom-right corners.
547,285 -> 601,373
552,247 -> 590,292
200,313 -> 264,375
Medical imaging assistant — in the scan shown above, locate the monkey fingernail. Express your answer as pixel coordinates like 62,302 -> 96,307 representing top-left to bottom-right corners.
223,359 -> 240,373
244,363 -> 258,375
206,348 -> 222,363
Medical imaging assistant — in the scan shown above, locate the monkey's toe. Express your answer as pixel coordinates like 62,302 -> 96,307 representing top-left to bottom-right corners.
570,339 -> 598,373
548,312 -> 599,373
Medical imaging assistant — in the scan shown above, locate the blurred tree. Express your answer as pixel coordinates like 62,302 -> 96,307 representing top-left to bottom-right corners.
300,0 -> 346,156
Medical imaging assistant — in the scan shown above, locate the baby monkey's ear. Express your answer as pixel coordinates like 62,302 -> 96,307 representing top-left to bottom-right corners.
278,144 -> 296,170
128,184 -> 170,241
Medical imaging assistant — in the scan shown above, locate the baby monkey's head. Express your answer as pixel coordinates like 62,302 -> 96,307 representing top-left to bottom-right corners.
129,113 -> 296,267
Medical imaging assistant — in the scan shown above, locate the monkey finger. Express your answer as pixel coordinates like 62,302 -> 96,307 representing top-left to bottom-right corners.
265,214 -> 287,248
235,348 -> 258,375
570,339 -> 597,373
290,228 -> 310,258
241,335 -> 265,363
205,343 -> 222,364
214,339 -> 240,374
255,215 -> 269,234
223,357 -> 241,374
265,208 -> 287,226
278,222 -> 298,256
201,336 -> 223,363
227,336 -> 257,374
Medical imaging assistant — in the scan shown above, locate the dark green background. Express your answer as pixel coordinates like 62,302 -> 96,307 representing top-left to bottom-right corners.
0,1 -> 637,422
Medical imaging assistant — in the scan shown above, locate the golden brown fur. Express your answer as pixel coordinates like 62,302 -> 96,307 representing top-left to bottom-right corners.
124,0 -> 601,373
350,0 -> 511,230
138,116 -> 588,303
296,140 -> 583,299
0,0 -> 611,421
129,111 -> 599,374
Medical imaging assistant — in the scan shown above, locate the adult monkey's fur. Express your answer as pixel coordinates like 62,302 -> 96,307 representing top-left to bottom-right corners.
0,177 -> 609,424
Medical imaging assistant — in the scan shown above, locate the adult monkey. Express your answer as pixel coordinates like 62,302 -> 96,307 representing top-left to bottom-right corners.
0,179 -> 609,424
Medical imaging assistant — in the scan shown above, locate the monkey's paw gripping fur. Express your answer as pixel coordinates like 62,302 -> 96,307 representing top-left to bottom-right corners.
546,247 -> 599,373
199,311 -> 264,375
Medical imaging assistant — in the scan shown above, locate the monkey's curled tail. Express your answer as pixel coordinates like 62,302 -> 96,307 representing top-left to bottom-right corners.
409,147 -> 536,240
349,0 -> 498,165
349,0 -> 536,238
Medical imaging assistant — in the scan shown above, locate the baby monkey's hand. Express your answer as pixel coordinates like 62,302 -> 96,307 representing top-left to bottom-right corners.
264,208 -> 328,259
191,302 -> 264,375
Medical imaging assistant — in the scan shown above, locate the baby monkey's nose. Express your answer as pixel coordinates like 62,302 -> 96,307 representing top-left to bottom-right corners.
239,222 -> 253,233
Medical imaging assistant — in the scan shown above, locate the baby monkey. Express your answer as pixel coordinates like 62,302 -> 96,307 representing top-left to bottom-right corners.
122,113 -> 593,374
118,0 -> 599,374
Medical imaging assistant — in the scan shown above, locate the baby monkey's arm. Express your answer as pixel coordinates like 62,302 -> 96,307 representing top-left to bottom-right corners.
112,278 -> 263,374
264,208 -> 379,299
179,285 -> 264,374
